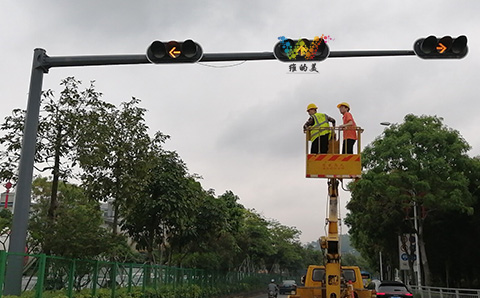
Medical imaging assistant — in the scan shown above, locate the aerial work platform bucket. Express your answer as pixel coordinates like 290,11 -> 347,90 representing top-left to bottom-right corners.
305,127 -> 363,178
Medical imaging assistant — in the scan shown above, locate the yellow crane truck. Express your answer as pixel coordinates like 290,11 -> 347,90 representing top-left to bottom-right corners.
292,124 -> 374,298
290,265 -> 372,298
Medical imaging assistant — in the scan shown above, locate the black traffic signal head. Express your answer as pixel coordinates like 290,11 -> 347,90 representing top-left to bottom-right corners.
274,36 -> 329,62
147,40 -> 203,63
414,35 -> 468,59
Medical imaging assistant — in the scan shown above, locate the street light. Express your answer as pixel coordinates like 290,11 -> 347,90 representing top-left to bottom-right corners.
379,122 -> 422,286
412,200 -> 422,287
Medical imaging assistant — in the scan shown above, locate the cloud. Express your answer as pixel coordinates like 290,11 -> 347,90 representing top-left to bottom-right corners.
1,0 -> 480,243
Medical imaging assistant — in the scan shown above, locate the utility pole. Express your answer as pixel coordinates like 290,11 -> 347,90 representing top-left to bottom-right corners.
413,202 -> 422,287
379,251 -> 383,280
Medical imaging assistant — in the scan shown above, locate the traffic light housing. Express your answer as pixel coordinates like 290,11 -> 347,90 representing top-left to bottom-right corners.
414,35 -> 468,59
274,36 -> 330,62
146,40 -> 203,63
409,235 -> 416,253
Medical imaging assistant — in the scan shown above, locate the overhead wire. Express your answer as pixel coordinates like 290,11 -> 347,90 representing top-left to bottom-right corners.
197,60 -> 247,68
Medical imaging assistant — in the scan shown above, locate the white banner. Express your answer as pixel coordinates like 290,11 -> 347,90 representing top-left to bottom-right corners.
398,234 -> 417,270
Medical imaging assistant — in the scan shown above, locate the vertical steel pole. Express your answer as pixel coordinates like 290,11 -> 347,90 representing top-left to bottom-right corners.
4,49 -> 46,296
379,251 -> 383,279
414,202 -> 422,287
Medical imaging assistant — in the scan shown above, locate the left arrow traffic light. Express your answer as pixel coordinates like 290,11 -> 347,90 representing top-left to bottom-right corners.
414,35 -> 468,59
146,40 -> 203,63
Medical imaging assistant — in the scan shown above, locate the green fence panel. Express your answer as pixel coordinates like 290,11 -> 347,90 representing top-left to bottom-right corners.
36,254 -> 46,298
0,250 -> 6,298
127,263 -> 133,293
66,259 -> 75,298
1,250 -> 273,297
110,262 -> 117,298
91,260 -> 99,296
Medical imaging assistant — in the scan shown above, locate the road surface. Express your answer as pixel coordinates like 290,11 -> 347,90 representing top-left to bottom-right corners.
247,294 -> 290,298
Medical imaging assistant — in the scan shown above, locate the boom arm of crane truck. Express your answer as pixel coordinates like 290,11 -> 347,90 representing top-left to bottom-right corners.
296,126 -> 371,298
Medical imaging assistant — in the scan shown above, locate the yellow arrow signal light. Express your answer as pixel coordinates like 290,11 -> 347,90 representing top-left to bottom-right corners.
414,35 -> 468,59
169,46 -> 181,58
146,39 -> 203,63
436,43 -> 447,53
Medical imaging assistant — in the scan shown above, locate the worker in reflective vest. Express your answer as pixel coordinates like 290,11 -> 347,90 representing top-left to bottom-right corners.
303,103 -> 336,154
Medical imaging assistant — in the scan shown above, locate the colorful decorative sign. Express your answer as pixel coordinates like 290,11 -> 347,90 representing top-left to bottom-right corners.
277,35 -> 335,60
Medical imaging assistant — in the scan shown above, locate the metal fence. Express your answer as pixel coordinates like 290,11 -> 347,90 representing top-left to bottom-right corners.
0,250 -> 273,298
410,285 -> 480,298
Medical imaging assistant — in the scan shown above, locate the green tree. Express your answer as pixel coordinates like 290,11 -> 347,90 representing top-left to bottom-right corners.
77,97 -> 158,234
301,243 -> 323,271
421,156 -> 480,287
0,77 -> 110,254
231,209 -> 273,273
28,177 -> 126,259
267,220 -> 304,274
120,147 -> 197,265
169,190 -> 245,271
346,114 -> 477,285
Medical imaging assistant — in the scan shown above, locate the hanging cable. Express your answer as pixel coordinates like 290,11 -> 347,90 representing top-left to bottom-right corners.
197,60 -> 247,68
324,183 -> 329,236
338,184 -> 342,236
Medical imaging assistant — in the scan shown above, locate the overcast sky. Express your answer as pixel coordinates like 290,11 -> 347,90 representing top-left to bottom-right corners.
1,1 -> 479,243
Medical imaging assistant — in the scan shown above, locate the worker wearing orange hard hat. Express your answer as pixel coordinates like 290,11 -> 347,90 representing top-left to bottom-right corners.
303,103 -> 336,154
337,102 -> 357,154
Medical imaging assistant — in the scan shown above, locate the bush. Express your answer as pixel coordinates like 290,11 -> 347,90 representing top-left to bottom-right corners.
11,281 -> 265,298
11,271 -> 269,298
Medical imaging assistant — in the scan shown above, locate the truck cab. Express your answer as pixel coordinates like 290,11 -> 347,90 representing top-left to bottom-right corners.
289,265 -> 375,298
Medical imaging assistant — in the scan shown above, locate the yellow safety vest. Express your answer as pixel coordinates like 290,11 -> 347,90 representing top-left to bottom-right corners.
310,113 -> 330,141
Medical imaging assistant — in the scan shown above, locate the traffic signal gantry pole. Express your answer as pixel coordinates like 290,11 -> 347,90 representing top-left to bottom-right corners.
3,37 -> 464,295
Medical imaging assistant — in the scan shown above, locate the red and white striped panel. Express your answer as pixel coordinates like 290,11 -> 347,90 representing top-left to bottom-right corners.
307,154 -> 361,162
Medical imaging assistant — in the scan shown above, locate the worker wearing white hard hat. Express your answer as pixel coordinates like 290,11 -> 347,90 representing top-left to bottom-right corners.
303,103 -> 336,154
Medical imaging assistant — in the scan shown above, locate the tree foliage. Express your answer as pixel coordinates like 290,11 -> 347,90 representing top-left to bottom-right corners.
76,97 -> 164,233
0,77 -> 113,244
0,77 -> 320,278
346,114 -> 480,287
29,177 -> 134,260
120,147 -> 199,264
